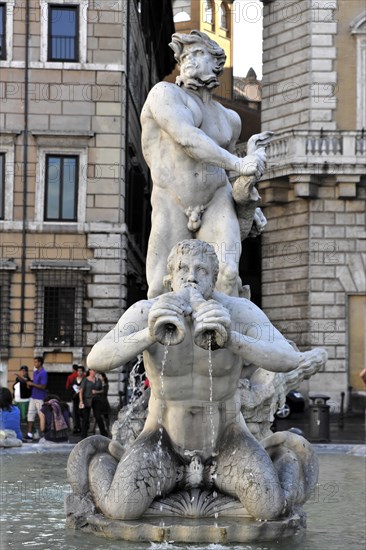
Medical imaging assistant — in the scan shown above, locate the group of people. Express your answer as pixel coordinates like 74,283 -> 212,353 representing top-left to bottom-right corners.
66,365 -> 110,438
0,357 -> 110,444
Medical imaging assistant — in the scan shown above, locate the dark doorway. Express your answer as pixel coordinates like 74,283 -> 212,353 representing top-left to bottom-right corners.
239,236 -> 262,308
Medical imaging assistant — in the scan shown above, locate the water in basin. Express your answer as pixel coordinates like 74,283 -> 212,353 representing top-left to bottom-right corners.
0,447 -> 364,549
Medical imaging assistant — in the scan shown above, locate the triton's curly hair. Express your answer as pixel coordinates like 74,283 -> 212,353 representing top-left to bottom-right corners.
164,239 -> 220,290
169,30 -> 226,77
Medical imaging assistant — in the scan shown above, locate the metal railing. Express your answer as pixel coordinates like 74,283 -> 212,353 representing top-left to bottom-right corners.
49,35 -> 78,62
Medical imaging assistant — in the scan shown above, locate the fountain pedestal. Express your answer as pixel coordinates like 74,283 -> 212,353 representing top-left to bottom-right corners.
66,506 -> 306,544
65,487 -> 306,543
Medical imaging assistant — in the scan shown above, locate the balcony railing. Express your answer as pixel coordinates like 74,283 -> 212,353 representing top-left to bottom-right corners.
237,130 -> 366,179
266,130 -> 366,176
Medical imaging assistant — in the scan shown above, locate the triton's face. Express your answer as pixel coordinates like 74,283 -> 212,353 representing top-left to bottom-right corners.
171,253 -> 214,298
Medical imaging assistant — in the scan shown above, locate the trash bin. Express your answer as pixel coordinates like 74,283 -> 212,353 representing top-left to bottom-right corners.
309,394 -> 330,441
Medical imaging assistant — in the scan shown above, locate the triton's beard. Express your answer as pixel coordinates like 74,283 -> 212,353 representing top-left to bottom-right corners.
176,73 -> 220,91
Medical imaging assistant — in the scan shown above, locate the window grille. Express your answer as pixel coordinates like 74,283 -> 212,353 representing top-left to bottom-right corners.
0,270 -> 11,356
34,268 -> 85,348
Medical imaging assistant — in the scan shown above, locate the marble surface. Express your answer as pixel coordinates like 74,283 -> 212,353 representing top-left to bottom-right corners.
66,31 -> 327,542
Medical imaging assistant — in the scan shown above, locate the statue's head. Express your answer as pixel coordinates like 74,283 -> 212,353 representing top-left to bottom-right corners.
169,30 -> 226,91
164,239 -> 219,298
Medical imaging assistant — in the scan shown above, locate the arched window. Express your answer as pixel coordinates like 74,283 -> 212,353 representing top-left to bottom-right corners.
350,11 -> 366,129
204,0 -> 214,25
172,1 -> 191,23
219,2 -> 228,30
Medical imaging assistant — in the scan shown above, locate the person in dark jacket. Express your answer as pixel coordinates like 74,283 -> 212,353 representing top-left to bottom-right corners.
70,366 -> 85,433
92,372 -> 110,437
66,364 -> 79,395
79,369 -> 97,439
13,365 -> 32,421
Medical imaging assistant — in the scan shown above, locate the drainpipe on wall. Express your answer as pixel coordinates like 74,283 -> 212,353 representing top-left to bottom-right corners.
20,0 -> 30,334
119,0 -> 130,314
123,0 -> 130,230
116,0 -> 131,397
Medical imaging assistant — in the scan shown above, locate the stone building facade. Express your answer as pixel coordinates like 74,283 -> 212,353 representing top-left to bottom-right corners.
259,0 -> 366,408
0,0 -> 174,403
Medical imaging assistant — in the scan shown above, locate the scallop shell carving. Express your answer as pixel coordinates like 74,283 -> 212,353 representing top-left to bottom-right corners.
148,488 -> 243,518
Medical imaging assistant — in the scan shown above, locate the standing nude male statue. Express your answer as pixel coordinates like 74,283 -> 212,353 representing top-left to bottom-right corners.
68,240 -> 324,522
141,31 -> 270,298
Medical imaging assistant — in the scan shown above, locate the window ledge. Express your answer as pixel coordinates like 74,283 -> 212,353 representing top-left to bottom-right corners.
0,260 -> 17,270
0,350 -> 10,360
0,61 -> 126,72
31,130 -> 94,136
30,260 -> 91,271
34,348 -> 84,363
31,131 -> 95,148
0,131 -> 21,146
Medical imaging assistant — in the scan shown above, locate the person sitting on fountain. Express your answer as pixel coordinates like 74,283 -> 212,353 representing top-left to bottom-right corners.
68,239 -> 326,522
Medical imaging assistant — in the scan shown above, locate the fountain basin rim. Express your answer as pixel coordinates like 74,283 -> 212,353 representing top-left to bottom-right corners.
66,511 -> 307,543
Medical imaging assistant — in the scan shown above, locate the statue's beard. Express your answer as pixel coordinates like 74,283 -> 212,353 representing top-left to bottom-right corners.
176,73 -> 219,91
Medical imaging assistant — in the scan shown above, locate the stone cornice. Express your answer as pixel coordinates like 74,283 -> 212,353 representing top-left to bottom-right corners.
30,130 -> 95,148
0,131 -> 21,145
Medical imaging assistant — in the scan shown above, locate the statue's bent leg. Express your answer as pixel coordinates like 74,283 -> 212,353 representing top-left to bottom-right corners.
89,429 -> 180,520
261,431 -> 319,509
214,424 -> 285,520
146,207 -> 190,298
